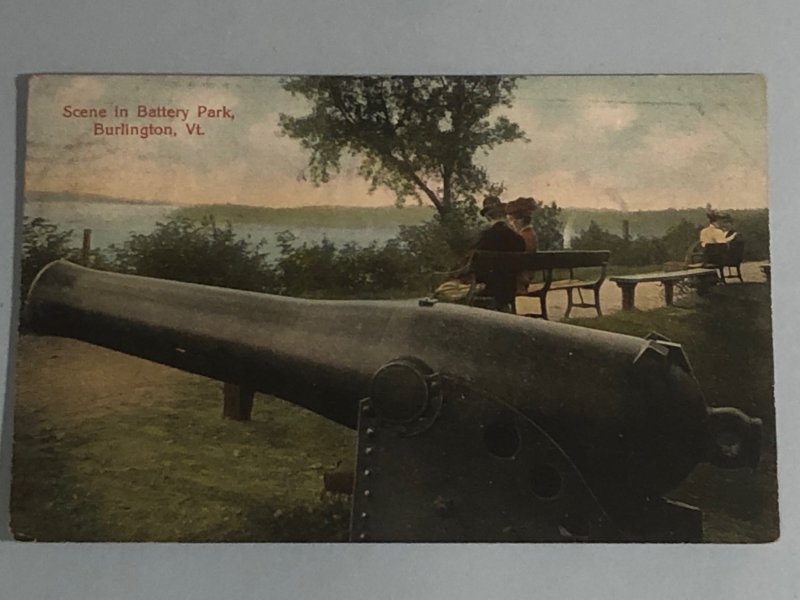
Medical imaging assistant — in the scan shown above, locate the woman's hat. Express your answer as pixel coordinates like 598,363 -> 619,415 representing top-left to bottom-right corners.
506,196 -> 538,217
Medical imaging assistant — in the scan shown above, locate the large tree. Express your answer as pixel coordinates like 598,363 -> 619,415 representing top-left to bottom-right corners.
279,76 -> 526,217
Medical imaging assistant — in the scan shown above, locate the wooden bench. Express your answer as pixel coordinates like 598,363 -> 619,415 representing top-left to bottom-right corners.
609,269 -> 718,311
434,250 -> 610,319
687,240 -> 745,283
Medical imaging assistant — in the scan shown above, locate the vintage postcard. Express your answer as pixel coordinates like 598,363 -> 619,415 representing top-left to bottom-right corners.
11,74 -> 775,542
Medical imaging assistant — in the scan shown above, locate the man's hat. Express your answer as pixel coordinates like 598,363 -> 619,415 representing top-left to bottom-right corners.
480,195 -> 505,217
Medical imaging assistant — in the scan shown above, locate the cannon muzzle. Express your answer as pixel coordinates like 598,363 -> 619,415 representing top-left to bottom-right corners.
24,260 -> 762,541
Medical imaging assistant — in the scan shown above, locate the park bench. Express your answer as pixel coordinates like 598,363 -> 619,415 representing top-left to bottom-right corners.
609,269 -> 718,311
686,240 -> 745,283
433,250 -> 611,320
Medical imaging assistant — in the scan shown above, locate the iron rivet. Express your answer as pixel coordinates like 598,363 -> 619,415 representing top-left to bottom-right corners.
363,469 -> 372,477
359,533 -> 367,540
365,447 -> 374,455
360,512 -> 368,519
364,489 -> 371,497
366,427 -> 375,437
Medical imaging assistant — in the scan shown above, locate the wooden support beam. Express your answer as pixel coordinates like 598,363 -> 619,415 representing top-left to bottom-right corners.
223,382 -> 254,421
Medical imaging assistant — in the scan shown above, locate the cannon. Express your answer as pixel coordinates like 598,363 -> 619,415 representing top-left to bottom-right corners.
23,260 -> 762,542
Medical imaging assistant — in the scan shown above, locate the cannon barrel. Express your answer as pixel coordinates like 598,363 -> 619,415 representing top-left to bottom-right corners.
24,261 -> 762,541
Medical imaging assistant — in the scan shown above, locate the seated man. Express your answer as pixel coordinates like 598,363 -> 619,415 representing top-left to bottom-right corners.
699,210 -> 737,247
473,196 -> 526,311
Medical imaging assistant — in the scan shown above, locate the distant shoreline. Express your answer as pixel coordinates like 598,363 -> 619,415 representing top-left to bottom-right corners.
27,190 -> 175,207
24,191 -> 769,236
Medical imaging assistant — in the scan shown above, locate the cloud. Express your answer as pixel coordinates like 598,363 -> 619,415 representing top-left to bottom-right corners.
640,126 -> 720,169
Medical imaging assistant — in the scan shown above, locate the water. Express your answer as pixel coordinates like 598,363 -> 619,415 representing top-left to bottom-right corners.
24,201 -> 401,257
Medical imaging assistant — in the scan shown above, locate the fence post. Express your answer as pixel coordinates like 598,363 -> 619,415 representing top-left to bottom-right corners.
81,229 -> 92,265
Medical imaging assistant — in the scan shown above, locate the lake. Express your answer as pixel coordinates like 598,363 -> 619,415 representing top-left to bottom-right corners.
24,201 -> 403,257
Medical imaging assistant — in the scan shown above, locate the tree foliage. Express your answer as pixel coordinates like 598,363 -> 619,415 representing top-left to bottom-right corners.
531,200 -> 564,250
279,76 -> 525,217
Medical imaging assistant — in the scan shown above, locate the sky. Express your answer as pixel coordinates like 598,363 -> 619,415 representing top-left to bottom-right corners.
24,74 -> 767,211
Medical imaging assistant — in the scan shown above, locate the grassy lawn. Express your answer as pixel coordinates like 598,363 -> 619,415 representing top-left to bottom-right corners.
11,339 -> 355,542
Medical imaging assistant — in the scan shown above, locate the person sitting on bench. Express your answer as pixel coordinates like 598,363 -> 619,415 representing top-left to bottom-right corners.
507,196 -> 539,294
699,210 -> 737,247
473,195 -> 526,312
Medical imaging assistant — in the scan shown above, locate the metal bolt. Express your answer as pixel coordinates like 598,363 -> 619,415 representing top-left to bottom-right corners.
363,469 -> 372,477
361,403 -> 371,412
363,489 -> 371,497
360,512 -> 368,519
359,533 -> 367,540
366,427 -> 375,437
365,447 -> 374,455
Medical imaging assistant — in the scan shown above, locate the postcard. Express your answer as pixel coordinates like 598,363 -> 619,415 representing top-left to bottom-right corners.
11,74 -> 775,542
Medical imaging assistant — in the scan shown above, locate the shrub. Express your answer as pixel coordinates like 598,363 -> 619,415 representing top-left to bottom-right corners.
110,217 -> 276,292
20,217 -> 78,299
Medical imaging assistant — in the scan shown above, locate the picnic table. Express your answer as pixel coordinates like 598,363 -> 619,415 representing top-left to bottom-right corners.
609,269 -> 718,311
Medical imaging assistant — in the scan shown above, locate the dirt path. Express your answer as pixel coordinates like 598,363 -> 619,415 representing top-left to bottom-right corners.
516,260 -> 769,320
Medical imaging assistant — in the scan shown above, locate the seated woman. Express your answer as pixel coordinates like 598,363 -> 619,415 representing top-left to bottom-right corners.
506,197 -> 539,293
507,196 -> 539,251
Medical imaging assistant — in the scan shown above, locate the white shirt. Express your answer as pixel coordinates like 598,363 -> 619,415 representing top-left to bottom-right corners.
699,224 -> 736,247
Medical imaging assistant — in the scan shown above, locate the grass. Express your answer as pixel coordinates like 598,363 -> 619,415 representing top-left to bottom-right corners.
11,341 -> 355,542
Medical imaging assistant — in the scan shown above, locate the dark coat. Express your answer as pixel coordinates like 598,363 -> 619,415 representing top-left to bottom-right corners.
473,222 -> 526,308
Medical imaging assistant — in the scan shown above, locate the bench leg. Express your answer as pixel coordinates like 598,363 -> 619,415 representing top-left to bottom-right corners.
540,294 -> 549,321
663,281 -> 675,306
594,287 -> 603,317
618,283 -> 636,311
737,265 -> 743,283
565,288 -> 574,319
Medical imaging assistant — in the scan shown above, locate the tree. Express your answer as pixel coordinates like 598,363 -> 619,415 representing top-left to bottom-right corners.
279,76 -> 526,218
531,200 -> 564,250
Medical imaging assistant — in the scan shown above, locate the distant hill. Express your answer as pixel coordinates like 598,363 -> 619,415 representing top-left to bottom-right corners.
173,203 -> 437,228
26,190 -> 174,206
560,207 -> 769,240
26,191 -> 768,238
175,202 -> 768,238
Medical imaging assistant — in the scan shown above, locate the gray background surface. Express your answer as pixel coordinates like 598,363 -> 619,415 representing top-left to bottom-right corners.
1,1 -> 798,598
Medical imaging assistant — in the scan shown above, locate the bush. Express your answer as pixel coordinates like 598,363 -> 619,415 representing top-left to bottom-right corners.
20,217 -> 78,299
396,210 -> 479,274
110,217 -> 276,292
571,220 -> 669,266
273,232 -> 421,298
730,210 -> 770,261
